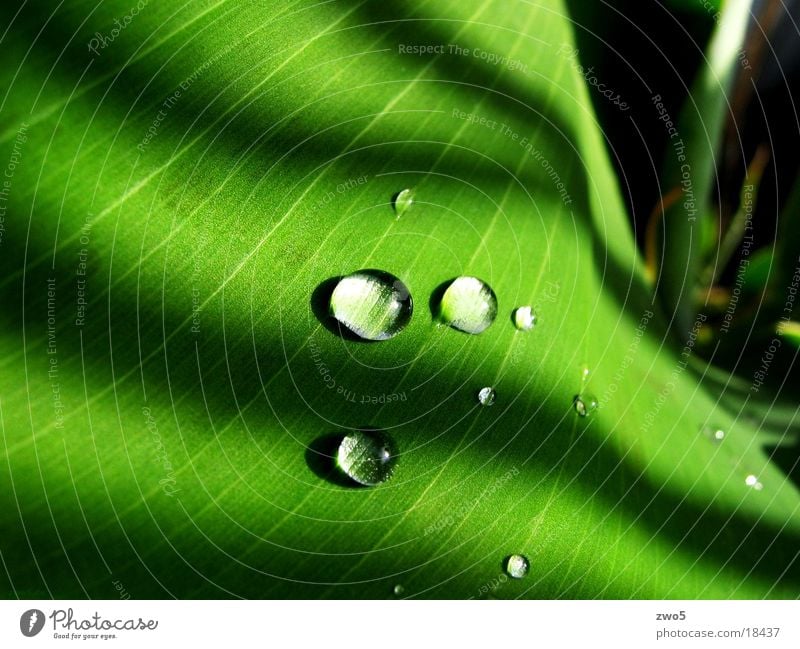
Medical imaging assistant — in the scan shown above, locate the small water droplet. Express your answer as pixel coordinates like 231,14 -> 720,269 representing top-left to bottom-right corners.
573,394 -> 598,417
337,429 -> 397,486
701,426 -> 725,443
392,188 -> 415,217
582,367 -> 591,380
513,306 -> 536,331
437,276 -> 498,334
477,387 -> 496,406
329,270 -> 413,341
745,474 -> 763,490
393,584 -> 404,596
504,554 -> 529,579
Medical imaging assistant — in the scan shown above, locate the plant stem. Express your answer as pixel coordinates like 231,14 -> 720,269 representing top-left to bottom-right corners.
657,0 -> 753,337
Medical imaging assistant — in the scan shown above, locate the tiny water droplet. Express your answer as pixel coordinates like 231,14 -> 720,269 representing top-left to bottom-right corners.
437,276 -> 498,334
513,306 -> 536,331
701,426 -> 725,443
504,554 -> 529,579
392,188 -> 415,217
574,394 -> 598,417
337,429 -> 397,486
582,367 -> 591,380
477,387 -> 496,406
745,474 -> 763,490
393,584 -> 404,596
329,270 -> 412,341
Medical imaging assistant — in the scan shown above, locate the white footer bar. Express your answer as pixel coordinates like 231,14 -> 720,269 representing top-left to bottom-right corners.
1,600 -> 797,648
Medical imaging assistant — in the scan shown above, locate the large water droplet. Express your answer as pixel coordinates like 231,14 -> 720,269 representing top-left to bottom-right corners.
337,429 -> 397,486
504,554 -> 529,579
513,306 -> 536,331
392,188 -> 415,217
393,584 -> 405,596
329,270 -> 412,341
437,276 -> 497,334
573,394 -> 598,417
477,387 -> 496,406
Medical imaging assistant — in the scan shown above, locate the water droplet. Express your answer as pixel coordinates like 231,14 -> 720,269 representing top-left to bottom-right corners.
393,584 -> 404,596
582,367 -> 591,380
329,270 -> 412,341
392,188 -> 415,217
337,429 -> 397,486
477,387 -> 496,406
513,306 -> 536,331
437,276 -> 498,334
504,554 -> 529,579
701,426 -> 725,444
573,394 -> 598,417
745,474 -> 763,490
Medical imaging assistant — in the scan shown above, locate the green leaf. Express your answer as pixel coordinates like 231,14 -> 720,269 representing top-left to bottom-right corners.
0,0 -> 797,600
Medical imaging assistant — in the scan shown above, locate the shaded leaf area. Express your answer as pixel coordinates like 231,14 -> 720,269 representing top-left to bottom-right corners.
0,0 -> 798,599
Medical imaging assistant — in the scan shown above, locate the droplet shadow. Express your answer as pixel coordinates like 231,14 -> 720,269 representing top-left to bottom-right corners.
310,277 -> 369,342
390,190 -> 404,210
429,278 -> 455,322
305,433 -> 368,488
